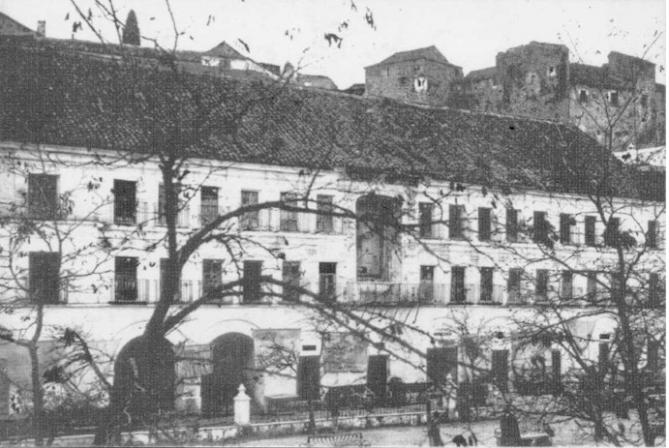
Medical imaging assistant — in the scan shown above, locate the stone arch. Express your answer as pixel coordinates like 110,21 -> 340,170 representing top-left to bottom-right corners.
201,332 -> 255,416
113,336 -> 175,419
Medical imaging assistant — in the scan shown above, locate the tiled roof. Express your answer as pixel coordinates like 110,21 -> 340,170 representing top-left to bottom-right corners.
367,45 -> 457,68
204,41 -> 247,59
0,12 -> 35,36
0,42 -> 662,201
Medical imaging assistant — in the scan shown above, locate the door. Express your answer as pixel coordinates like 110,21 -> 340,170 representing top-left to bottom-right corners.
205,333 -> 255,416
243,261 -> 262,303
419,266 -> 435,303
426,347 -> 458,387
367,355 -> 388,403
492,350 -> 509,392
297,356 -> 320,401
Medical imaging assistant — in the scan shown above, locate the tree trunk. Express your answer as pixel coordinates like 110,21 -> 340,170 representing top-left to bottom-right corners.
29,343 -> 45,446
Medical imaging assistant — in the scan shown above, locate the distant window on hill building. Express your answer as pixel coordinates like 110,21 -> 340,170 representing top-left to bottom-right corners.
579,89 -> 588,104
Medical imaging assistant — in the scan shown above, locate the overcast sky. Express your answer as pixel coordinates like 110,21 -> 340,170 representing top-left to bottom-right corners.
1,0 -> 665,88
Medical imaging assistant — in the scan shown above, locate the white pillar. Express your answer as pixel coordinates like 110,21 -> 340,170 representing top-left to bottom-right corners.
234,383 -> 251,425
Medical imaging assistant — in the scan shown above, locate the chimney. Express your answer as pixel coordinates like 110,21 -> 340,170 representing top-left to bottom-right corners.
36,20 -> 46,37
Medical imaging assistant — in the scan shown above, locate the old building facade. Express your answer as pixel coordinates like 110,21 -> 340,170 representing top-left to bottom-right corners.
365,46 -> 464,107
0,38 -> 664,419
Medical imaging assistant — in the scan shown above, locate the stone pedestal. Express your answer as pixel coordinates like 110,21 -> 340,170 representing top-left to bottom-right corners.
234,384 -> 250,425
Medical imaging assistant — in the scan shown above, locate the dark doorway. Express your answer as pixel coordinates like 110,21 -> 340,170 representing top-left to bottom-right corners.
297,356 -> 320,401
492,349 -> 509,392
243,261 -> 262,303
113,336 -> 175,420
202,333 -> 255,416
367,355 -> 388,403
427,347 -> 458,387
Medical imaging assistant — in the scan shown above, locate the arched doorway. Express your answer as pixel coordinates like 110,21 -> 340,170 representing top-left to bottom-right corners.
113,336 -> 175,420
201,332 -> 255,416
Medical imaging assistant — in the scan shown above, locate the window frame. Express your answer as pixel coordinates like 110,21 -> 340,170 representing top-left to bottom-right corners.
316,195 -> 335,233
279,192 -> 300,232
449,204 -> 465,239
419,202 -> 435,238
200,186 -> 219,226
584,215 -> 597,246
240,190 -> 260,231
478,207 -> 492,241
113,179 -> 137,226
29,252 -> 61,304
114,256 -> 139,303
506,208 -> 518,243
28,173 -> 59,219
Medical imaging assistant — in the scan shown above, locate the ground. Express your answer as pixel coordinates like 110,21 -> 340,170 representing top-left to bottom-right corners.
234,419 -> 597,447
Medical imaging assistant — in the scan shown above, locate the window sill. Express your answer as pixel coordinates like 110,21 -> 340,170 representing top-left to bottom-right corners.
108,300 -> 148,305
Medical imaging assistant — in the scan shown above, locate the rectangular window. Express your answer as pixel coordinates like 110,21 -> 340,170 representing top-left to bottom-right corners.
506,208 -> 518,242
478,207 -> 491,241
28,173 -> 58,219
200,186 -> 219,226
604,217 -> 620,247
114,256 -> 138,302
610,272 -> 623,298
640,94 -> 649,108
579,89 -> 588,104
450,266 -> 465,303
647,220 -> 658,249
243,260 -> 262,303
608,90 -> 619,106
29,252 -> 60,304
202,259 -> 223,299
319,262 -> 337,301
492,350 -> 509,392
507,268 -> 522,304
158,184 -> 167,226
449,205 -> 465,239
536,269 -> 549,301
420,265 -> 435,303
280,192 -> 299,232
586,271 -> 598,301
649,273 -> 660,307
419,202 -> 434,238
282,261 -> 301,302
160,258 -> 181,302
584,216 -> 597,246
316,195 -> 334,233
533,211 -> 548,244
560,271 -> 573,300
240,190 -> 259,230
559,213 -> 573,245
480,267 -> 494,303
113,180 -> 136,226
157,184 -> 186,227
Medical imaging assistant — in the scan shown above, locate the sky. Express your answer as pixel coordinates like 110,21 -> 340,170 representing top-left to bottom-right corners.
1,0 -> 666,88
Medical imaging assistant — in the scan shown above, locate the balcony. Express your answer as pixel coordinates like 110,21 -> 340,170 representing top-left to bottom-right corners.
239,209 -> 345,234
352,282 -> 443,305
345,282 -> 506,305
110,278 -> 203,303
